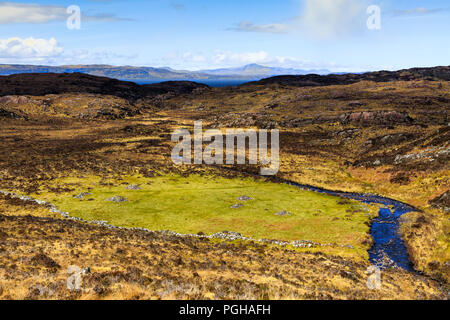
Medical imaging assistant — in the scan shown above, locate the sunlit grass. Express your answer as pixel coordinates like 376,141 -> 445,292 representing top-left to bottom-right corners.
33,174 -> 373,257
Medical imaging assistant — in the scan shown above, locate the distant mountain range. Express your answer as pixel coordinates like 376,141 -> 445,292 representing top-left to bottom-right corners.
0,63 -> 331,81
2,66 -> 448,101
196,64 -> 330,77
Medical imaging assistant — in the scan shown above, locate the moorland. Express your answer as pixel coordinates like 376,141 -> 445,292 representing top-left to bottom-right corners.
0,67 -> 448,299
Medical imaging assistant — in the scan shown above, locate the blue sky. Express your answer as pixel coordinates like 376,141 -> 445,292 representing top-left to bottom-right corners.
1,0 -> 449,71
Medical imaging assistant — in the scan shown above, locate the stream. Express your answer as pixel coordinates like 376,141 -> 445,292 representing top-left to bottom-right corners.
285,181 -> 416,271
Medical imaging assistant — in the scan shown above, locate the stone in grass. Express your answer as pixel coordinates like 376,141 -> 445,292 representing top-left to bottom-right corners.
230,204 -> 244,209
73,192 -> 92,200
125,184 -> 141,190
221,231 -> 242,237
237,195 -> 253,201
106,196 -> 128,203
275,210 -> 291,216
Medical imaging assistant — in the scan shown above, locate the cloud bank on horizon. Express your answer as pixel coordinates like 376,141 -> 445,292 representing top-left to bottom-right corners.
0,0 -> 449,72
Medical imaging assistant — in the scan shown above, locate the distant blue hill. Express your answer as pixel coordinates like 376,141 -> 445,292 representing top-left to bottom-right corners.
198,63 -> 330,77
0,63 -> 331,82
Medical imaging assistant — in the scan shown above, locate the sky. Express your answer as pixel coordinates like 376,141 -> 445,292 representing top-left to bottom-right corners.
1,0 -> 449,72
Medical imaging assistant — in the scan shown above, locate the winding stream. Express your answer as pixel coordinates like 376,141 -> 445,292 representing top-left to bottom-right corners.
285,180 -> 416,271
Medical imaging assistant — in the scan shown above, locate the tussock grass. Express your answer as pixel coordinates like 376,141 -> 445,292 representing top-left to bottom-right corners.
0,205 -> 445,300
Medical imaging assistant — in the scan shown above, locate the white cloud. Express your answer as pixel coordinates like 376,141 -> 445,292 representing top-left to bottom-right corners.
231,21 -> 289,34
182,52 -> 207,63
160,50 -> 350,71
211,51 -> 348,70
212,51 -> 271,65
0,2 -> 62,24
0,36 -> 140,65
162,50 -> 276,69
0,2 -> 129,24
231,0 -> 369,39
0,37 -> 63,62
66,50 -> 139,65
299,0 -> 368,38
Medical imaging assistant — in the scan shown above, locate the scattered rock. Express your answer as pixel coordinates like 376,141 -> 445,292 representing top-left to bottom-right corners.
379,134 -> 408,145
335,128 -> 359,138
210,231 -> 243,240
212,112 -> 279,129
125,184 -> 141,190
106,196 -> 128,203
73,192 -> 92,200
339,111 -> 413,126
237,196 -> 253,201
230,204 -> 244,209
394,146 -> 449,165
275,211 -> 291,216
372,251 -> 399,269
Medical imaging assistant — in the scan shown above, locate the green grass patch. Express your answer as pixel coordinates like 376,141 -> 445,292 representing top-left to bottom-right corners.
34,174 -> 374,257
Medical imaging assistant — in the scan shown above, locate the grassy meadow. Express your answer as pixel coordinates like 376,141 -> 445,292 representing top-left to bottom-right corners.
30,174 -> 375,256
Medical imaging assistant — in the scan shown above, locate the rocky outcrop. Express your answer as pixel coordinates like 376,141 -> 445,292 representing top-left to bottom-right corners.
212,112 -> 279,129
429,191 -> 449,213
312,111 -> 414,126
339,111 -> 414,126
394,145 -> 449,165
0,95 -> 31,105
